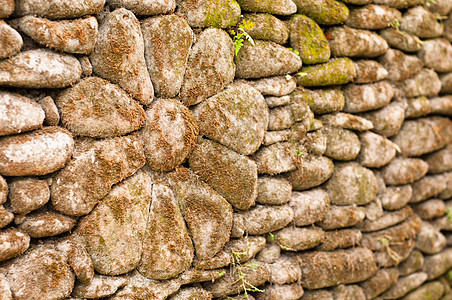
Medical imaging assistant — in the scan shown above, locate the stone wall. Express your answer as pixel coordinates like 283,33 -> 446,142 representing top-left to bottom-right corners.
0,0 -> 452,299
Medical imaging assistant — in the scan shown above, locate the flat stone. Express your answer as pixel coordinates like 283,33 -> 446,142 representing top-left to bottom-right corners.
438,172 -> 452,199
51,134 -> 145,216
0,21 -> 22,60
422,249 -> 452,280
292,0 -> 349,25
346,5 -> 401,30
108,0 -> 175,16
293,87 -> 345,114
343,81 -> 394,113
235,40 -> 302,79
304,129 -> 327,155
414,199 -> 446,220
0,228 -> 29,262
332,285 -> 366,300
379,27 -> 422,52
296,57 -> 356,87
0,91 -> 44,136
13,0 -> 104,19
0,127 -> 74,177
37,96 -> 60,126
379,184 -> 412,210
72,274 -> 127,299
286,154 -> 334,190
256,176 -> 292,205
427,0 -> 452,16
416,221 -> 446,254
12,16 -> 98,54
0,206 -> 13,229
290,188 -> 330,226
289,14 -> 330,65
302,290 -> 334,300
268,255 -> 301,285
323,125 -> 360,161
391,117 -> 452,156
425,144 -> 452,174
325,162 -> 378,206
317,229 -> 362,251
256,242 -> 280,264
299,248 -> 377,289
362,100 -> 407,137
359,268 -> 399,299
327,26 -> 389,58
17,211 -> 76,238
382,157 -> 428,185
403,281 -> 445,300
256,284 -> 304,300
381,272 -> 427,299
400,6 -> 444,38
140,98 -> 198,171
354,59 -> 388,83
317,205 -> 366,230
441,73 -> 452,93
193,82 -> 268,156
180,28 -> 234,106
169,287 -> 212,300
262,130 -> 290,145
189,137 -> 257,211
179,0 -> 239,28
418,38 -> 452,73
141,15 -> 193,98
372,0 -> 423,8
223,236 -> 266,264
267,101 -> 309,131
398,250 -> 424,276
239,204 -> 293,235
405,96 -> 431,118
56,76 -> 145,138
248,76 -> 297,96
273,227 -> 321,251
237,0 -> 296,15
243,13 -> 289,44
396,68 -> 441,98
0,49 -> 81,88
379,48 -> 424,82
252,141 -> 303,175
357,132 -> 397,168
90,8 -> 153,105
358,205 -> 413,232
0,0 -> 14,18
430,96 -> 452,116
411,174 -> 447,203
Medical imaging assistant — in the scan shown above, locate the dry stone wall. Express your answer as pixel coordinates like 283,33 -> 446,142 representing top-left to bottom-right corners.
0,0 -> 452,299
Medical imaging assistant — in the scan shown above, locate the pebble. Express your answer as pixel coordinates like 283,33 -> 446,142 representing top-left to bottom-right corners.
379,184 -> 413,210
405,96 -> 431,119
415,221 -> 447,254
382,157 -> 429,185
37,96 -> 59,126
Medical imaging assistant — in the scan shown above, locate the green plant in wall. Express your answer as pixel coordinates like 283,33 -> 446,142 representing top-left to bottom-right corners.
230,250 -> 265,298
229,18 -> 255,56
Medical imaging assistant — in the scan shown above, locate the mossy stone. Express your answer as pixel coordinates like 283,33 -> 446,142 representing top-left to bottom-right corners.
178,0 -> 240,28
286,154 -> 334,190
242,13 -> 289,44
296,57 -> 356,87
237,0 -> 296,15
292,0 -> 349,25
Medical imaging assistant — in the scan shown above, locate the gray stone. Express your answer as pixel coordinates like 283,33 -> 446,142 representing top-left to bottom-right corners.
37,96 -> 60,126
180,28 -> 234,106
12,16 -> 98,54
0,49 -> 82,88
242,13 -> 289,44
398,250 -> 424,276
327,26 -> 389,58
427,0 -> 452,16
236,0 -> 297,15
293,87 -> 345,114
411,174 -> 448,203
262,130 -> 290,145
17,211 -> 76,238
239,204 -> 293,235
382,157 -> 428,185
235,40 -> 302,79
189,137 -> 257,211
362,100 -> 407,137
379,27 -> 422,52
256,242 -> 280,264
430,96 -> 452,116
290,188 -> 330,226
441,73 -> 452,93
323,125 -> 361,161
51,134 -> 145,216
90,8 -> 153,105
396,68 -> 442,98
56,76 -> 145,138
0,91 -> 44,136
439,172 -> 452,199
252,141 -> 303,175
425,144 -> 452,174
0,21 -> 22,59
0,127 -> 74,177
359,268 -> 399,299
141,15 -> 193,98
354,59 -> 388,83
418,38 -> 452,73
405,96 -> 431,118
416,221 -> 446,254
379,184 -> 413,210
272,227 -> 324,251
288,14 -> 330,65
422,249 -> 452,280
256,176 -> 292,205
0,0 -> 13,18
72,274 -> 127,299
317,205 -> 366,230
358,132 -> 397,168
108,0 -> 175,16
304,129 -> 327,155
346,5 -> 401,30
400,6 -> 444,38
414,199 -> 446,220
343,81 -> 394,113
332,285 -> 366,300
292,0 -> 349,25
296,58 -> 356,87
268,255 -> 301,285
0,206 -> 13,229
286,155 -> 334,190
302,290 -> 334,300
0,273 -> 11,300
446,15 -> 452,41
255,283 -> 304,300
379,48 -> 424,82
358,205 -> 414,232
317,229 -> 362,251
140,98 -> 198,171
248,76 -> 297,96
381,272 -> 427,299
0,228 -> 29,262
193,82 -> 268,156
14,0 -> 104,18
325,162 -> 378,206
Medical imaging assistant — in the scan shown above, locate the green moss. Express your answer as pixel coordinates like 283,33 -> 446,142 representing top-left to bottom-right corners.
201,0 -> 241,28
292,0 -> 349,25
297,57 -> 356,87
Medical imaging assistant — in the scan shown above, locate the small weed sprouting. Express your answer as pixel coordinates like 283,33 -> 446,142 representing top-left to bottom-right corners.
378,236 -> 402,264
446,208 -> 452,223
426,0 -> 437,7
230,251 -> 265,298
297,71 -> 308,77
287,47 -> 300,56
295,149 -> 304,157
229,18 -> 255,56
268,232 -> 295,251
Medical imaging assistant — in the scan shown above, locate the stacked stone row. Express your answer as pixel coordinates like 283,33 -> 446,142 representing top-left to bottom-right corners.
0,0 -> 452,299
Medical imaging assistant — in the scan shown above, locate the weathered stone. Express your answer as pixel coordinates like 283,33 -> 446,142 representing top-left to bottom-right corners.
396,68 -> 442,98
301,290 -> 334,300
363,100 -> 407,137
256,242 -> 280,264
400,6 -> 444,38
299,248 -> 378,289
291,87 -> 344,115
430,96 -> 452,116
377,239 -> 416,268
379,185 -> 412,210
0,273 -> 11,300
268,102 -> 307,131
398,250 -> 424,276
0,21 -> 22,60
37,96 -> 59,126
346,5 -> 401,30
332,284 -> 366,300
363,197 -> 384,221
90,8 -> 153,105
425,144 -> 452,174
256,176 -> 292,205
273,227 -> 325,251
72,274 -> 127,299
239,204 -> 293,235
446,15 -> 452,41
379,48 -> 423,82
0,176 -> 6,205
268,255 -> 301,285
411,174 -> 447,203
224,236 -> 266,264
439,172 -> 452,199
140,98 -> 198,171
243,13 -> 289,44
231,213 -> 245,238
193,82 -> 268,156
290,188 -> 330,226
179,268 -> 226,285
0,228 -> 29,262
320,113 -> 372,132
255,283 -> 304,300
372,0 -> 424,8
405,96 -> 431,118
252,142 -> 303,175
193,250 -> 232,270
354,59 -> 388,83
381,272 -> 428,299
108,0 -> 175,16
235,40 -> 302,79
403,281 -> 445,300
323,125 -> 360,161
360,268 -> 399,299
427,0 -> 452,16
343,81 -> 394,113
17,211 -> 76,238
441,73 -> 452,93
379,27 -> 422,52
141,15 -> 193,98
0,206 -> 13,229
292,0 -> 349,25
317,205 -> 366,230
289,14 -> 330,65
78,55 -> 92,77
189,137 -> 257,211
0,0 -> 14,18
418,38 -> 452,73
359,206 -> 414,232
0,127 -> 73,177
304,129 -> 327,155
249,77 -> 296,98
51,134 -> 145,216
12,16 -> 98,54
0,49 -> 82,88
237,0 -> 296,15
416,221 -> 446,254
317,229 -> 362,251
180,28 -> 234,106
357,132 -> 396,168
56,76 -> 145,138
286,155 -> 334,190
422,249 -> 452,280
169,287 -> 212,300
327,26 -> 389,58
392,117 -> 452,156
382,157 -> 428,186
296,58 -> 356,87
14,0 -> 104,18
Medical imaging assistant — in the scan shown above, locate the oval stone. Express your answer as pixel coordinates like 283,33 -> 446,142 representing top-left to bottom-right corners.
286,155 -> 334,191
0,228 -> 30,262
